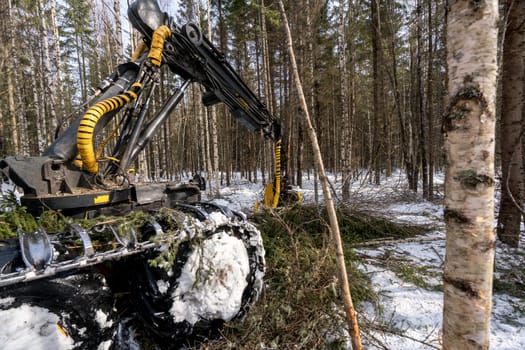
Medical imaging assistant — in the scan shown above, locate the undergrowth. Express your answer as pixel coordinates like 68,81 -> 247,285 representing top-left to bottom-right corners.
205,205 -> 430,349
494,268 -> 525,300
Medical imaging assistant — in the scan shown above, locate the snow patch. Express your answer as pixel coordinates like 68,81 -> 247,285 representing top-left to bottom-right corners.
95,309 -> 113,329
170,231 -> 250,325
0,304 -> 75,350
208,211 -> 230,226
97,340 -> 113,350
0,297 -> 14,306
156,279 -> 170,294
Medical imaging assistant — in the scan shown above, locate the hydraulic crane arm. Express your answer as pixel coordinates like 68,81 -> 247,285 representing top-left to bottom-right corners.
127,0 -> 296,209
128,0 -> 281,140
2,0 -> 300,214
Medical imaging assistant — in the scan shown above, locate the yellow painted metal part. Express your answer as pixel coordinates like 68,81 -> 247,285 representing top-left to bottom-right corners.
77,82 -> 142,174
262,139 -> 282,209
236,96 -> 250,110
95,124 -> 120,160
56,322 -> 68,337
94,194 -> 110,204
148,25 -> 172,67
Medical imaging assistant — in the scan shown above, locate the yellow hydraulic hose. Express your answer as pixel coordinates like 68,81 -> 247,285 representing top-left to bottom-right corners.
148,25 -> 172,67
76,25 -> 172,174
77,82 -> 142,174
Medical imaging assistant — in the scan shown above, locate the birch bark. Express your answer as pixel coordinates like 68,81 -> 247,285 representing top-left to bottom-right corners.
443,1 -> 499,348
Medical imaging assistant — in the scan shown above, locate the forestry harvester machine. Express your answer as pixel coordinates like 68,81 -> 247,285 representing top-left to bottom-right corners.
0,0 -> 301,347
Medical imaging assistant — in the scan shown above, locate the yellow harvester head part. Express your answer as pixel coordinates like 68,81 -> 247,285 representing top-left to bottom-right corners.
255,139 -> 282,212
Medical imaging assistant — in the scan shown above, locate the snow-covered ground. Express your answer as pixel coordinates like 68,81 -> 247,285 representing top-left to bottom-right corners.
1,171 -> 524,349
357,226 -> 525,349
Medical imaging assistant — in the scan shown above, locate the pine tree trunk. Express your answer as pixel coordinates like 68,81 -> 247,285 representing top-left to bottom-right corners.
443,1 -> 498,348
497,0 -> 524,248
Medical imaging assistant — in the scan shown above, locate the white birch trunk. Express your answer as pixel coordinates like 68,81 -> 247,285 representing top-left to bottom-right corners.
7,0 -> 19,154
37,0 -> 58,143
50,0 -> 66,116
443,1 -> 498,349
113,0 -> 124,63
207,0 -> 220,195
338,0 -> 352,201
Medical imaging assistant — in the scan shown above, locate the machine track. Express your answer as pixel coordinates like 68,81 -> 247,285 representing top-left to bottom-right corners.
0,203 -> 265,349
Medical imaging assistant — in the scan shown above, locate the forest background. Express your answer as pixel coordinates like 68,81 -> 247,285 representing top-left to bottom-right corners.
0,0 -> 522,248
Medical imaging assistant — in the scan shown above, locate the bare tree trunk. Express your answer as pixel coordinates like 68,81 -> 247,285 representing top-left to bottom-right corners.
29,49 -> 44,153
339,0 -> 352,201
443,1 -> 498,349
197,0 -> 211,184
208,0 -> 220,195
497,0 -> 524,248
7,0 -> 20,154
258,0 -> 272,185
113,0 -> 124,63
0,19 -> 6,154
260,0 -> 279,142
371,0 -> 382,185
50,0 -> 66,116
388,13 -> 414,190
416,0 -> 428,199
426,0 -> 434,199
409,38 -> 420,192
193,2 -> 206,179
278,2 -> 362,349
37,0 -> 58,143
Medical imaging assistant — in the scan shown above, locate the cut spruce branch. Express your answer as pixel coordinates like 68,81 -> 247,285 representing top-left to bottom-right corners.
277,1 -> 362,349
